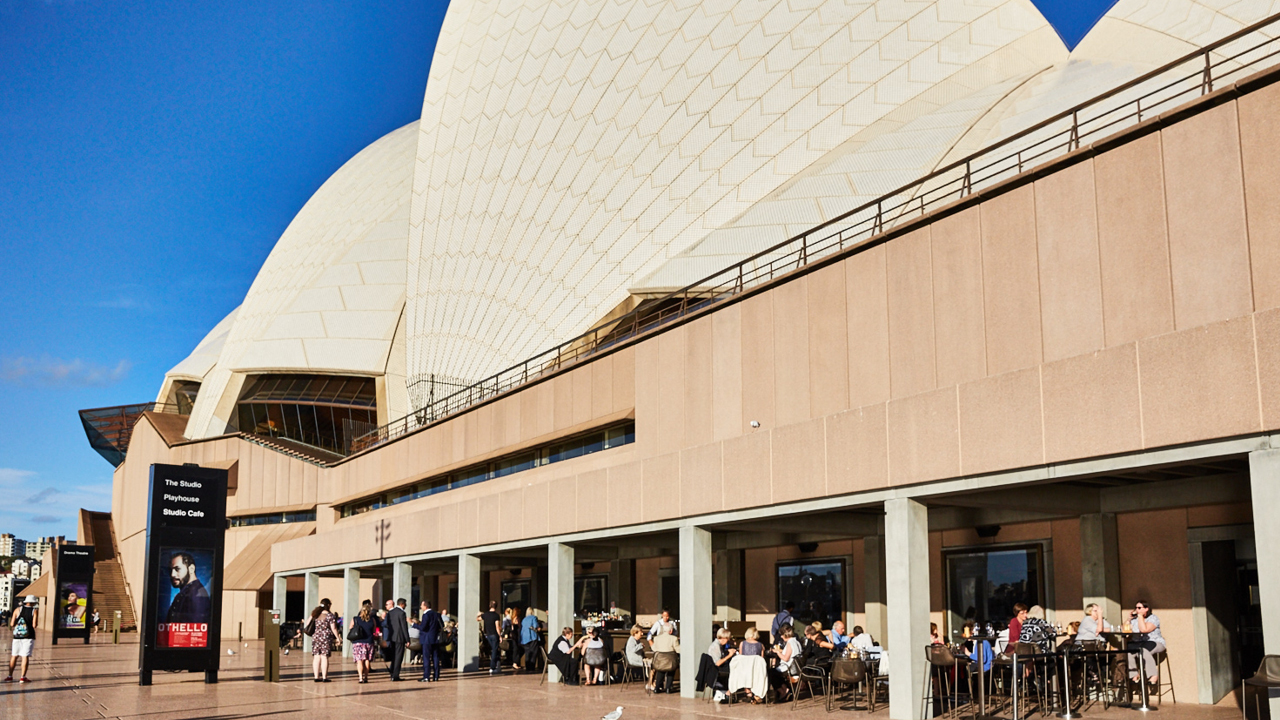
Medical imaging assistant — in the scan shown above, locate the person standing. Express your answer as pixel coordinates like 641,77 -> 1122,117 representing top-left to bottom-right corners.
519,607 -> 541,672
647,608 -> 677,641
5,596 -> 39,683
386,598 -> 410,681
416,601 -> 444,682
350,601 -> 377,683
479,601 -> 502,674
309,598 -> 338,682
772,601 -> 795,641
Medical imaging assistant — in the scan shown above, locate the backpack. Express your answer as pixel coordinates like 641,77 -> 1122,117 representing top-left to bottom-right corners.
12,614 -> 32,640
1018,617 -> 1053,650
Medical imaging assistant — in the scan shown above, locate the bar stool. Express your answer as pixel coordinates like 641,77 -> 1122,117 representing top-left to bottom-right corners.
1152,651 -> 1175,705
922,645 -> 966,718
1077,640 -> 1112,708
1243,656 -> 1280,720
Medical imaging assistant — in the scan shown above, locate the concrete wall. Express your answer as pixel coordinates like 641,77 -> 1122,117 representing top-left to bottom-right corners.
114,72 -> 1280,655
272,76 -> 1280,573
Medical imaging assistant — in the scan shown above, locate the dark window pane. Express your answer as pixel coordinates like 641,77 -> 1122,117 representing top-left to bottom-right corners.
777,561 -> 844,630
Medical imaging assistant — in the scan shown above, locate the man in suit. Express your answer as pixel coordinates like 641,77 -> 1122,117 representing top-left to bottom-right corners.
416,601 -> 444,682
386,598 -> 410,681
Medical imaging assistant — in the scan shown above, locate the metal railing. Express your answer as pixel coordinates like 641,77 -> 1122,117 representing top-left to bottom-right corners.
352,13 -> 1280,457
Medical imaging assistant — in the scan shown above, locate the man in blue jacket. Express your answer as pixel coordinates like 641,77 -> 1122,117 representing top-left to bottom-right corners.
416,601 -> 444,682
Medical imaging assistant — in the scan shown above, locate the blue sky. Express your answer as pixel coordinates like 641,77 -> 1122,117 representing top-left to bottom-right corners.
0,1 -> 447,543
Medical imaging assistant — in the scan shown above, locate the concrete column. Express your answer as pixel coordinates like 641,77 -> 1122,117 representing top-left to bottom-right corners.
547,542 -> 574,682
458,554 -> 481,672
885,498 -> 930,720
864,535 -> 888,648
1250,449 -> 1280,717
393,561 -> 412,607
303,572 -> 320,653
272,575 -> 288,620
342,568 -> 360,658
713,549 -> 743,623
679,525 -> 714,699
1080,513 -> 1122,624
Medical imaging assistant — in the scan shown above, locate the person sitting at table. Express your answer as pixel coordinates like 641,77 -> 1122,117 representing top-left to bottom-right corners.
581,626 -> 609,685
849,622 -> 880,650
771,624 -> 804,702
740,626 -> 764,656
803,625 -> 835,668
1125,600 -> 1165,689
826,620 -> 850,652
930,622 -> 942,645
1077,603 -> 1113,643
647,608 -> 677,640
651,623 -> 681,693
624,625 -> 647,670
1007,604 -> 1029,652
547,627 -> 579,685
701,627 -> 737,703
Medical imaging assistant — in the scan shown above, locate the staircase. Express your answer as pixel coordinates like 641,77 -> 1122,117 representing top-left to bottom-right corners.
84,511 -> 137,631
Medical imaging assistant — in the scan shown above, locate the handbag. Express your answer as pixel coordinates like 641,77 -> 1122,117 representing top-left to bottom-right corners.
653,650 -> 677,673
302,617 -> 316,637
347,622 -> 366,642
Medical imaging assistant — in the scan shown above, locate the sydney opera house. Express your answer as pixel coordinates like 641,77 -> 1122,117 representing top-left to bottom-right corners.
69,0 -> 1280,715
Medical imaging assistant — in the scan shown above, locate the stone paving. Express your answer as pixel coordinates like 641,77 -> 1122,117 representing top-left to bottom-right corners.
0,635 -> 1249,720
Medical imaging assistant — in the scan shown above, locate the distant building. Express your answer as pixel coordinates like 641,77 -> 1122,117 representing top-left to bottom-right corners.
0,574 -> 30,613
10,558 -> 40,580
0,533 -> 25,558
25,536 -> 63,561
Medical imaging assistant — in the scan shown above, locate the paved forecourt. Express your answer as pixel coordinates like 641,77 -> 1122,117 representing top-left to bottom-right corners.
1,635 -> 1251,720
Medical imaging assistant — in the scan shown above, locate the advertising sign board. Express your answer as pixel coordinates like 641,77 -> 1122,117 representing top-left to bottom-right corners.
53,545 -> 95,645
138,464 -> 227,685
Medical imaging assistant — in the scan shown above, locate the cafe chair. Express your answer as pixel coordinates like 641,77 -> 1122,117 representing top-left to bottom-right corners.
620,658 -> 646,687
795,657 -> 830,712
829,656 -> 872,712
1243,656 -> 1280,720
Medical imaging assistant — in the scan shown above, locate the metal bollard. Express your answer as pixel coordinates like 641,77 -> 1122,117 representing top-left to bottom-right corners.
113,611 -> 122,645
262,609 -> 282,682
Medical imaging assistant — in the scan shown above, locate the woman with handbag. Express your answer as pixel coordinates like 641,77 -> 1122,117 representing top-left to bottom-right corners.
309,598 -> 338,683
349,601 -> 377,683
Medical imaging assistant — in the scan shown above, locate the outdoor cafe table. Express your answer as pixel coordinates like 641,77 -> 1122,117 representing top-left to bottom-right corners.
1103,631 -> 1158,712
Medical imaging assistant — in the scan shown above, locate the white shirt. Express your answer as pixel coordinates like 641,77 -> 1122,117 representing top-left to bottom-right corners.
648,618 -> 677,640
852,633 -> 875,651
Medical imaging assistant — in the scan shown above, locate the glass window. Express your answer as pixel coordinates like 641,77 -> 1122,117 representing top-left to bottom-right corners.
777,561 -> 844,630
493,453 -> 537,477
945,546 -> 1043,636
501,579 -> 531,612
574,575 -> 609,614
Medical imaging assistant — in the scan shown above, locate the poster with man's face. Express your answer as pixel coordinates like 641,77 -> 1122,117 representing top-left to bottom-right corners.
156,547 -> 214,648
59,581 -> 88,629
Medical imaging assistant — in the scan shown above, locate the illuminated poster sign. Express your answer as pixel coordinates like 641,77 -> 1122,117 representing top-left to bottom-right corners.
155,547 -> 214,648
52,545 -> 95,645
139,464 -> 227,685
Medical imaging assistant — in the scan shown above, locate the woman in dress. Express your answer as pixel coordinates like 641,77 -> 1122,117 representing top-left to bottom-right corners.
310,598 -> 338,682
351,601 -> 378,683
